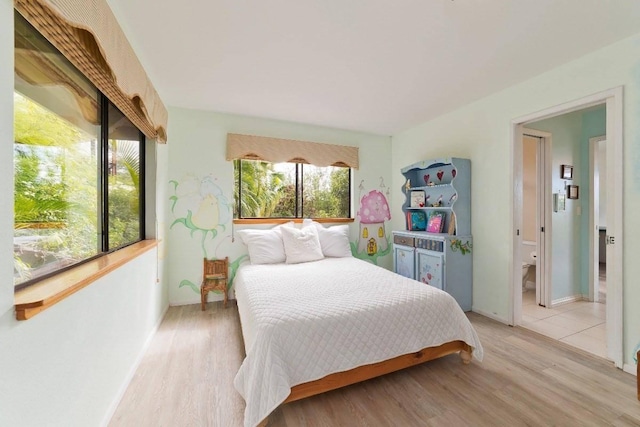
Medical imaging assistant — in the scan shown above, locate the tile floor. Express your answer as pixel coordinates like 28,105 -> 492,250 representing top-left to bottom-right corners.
521,290 -> 607,358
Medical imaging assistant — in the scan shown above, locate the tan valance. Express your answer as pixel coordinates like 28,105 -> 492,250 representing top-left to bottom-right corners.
226,133 -> 359,169
15,0 -> 168,143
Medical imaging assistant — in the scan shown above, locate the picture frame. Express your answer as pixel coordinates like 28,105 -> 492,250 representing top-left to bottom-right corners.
567,185 -> 579,199
407,211 -> 427,231
410,190 -> 426,207
561,164 -> 573,180
426,211 -> 445,233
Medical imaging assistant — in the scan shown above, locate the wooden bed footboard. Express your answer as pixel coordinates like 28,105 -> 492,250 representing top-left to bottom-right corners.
284,340 -> 472,404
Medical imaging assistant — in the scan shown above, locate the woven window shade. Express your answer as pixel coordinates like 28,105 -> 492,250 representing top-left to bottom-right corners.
14,0 -> 168,143
226,133 -> 359,169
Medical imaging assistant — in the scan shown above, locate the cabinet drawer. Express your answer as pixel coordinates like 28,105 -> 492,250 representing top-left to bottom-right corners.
416,238 -> 444,252
393,235 -> 415,247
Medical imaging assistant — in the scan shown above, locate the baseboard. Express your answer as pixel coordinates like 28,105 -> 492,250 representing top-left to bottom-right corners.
551,294 -> 585,307
170,293 -> 236,307
623,363 -> 637,377
100,303 -> 169,427
471,307 -> 509,325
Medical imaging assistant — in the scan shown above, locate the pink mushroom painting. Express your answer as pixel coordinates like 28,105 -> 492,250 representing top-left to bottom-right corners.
357,190 -> 391,255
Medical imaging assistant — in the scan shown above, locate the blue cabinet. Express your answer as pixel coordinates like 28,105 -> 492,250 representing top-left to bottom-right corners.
393,244 -> 415,279
393,157 -> 472,311
415,249 -> 444,290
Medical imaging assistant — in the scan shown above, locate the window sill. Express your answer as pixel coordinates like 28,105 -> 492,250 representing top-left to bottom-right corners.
233,218 -> 354,225
14,240 -> 158,321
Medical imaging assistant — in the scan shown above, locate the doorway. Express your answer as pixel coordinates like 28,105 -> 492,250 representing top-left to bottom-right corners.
510,87 -> 623,368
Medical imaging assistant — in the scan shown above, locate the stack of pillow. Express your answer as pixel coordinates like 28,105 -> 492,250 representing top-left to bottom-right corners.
236,220 -> 352,264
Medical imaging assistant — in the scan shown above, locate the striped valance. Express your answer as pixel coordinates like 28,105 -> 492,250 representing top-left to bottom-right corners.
226,133 -> 359,169
15,0 -> 168,143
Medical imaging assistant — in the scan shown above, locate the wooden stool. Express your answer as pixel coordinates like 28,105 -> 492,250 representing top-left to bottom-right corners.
201,257 -> 229,311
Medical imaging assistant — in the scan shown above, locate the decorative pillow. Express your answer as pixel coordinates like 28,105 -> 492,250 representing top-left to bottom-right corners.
303,219 -> 353,257
280,225 -> 324,264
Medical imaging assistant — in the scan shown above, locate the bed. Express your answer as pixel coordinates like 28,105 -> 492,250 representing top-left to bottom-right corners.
233,256 -> 483,427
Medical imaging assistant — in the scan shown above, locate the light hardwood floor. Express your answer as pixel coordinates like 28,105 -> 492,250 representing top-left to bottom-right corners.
109,302 -> 639,427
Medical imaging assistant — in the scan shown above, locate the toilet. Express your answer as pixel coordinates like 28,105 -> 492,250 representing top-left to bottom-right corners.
522,251 -> 536,291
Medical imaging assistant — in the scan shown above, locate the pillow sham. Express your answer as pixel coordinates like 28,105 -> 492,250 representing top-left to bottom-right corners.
280,225 -> 324,264
236,222 -> 294,264
303,219 -> 353,258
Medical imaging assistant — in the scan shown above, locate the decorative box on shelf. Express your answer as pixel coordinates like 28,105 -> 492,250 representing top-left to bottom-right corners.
393,158 -> 472,311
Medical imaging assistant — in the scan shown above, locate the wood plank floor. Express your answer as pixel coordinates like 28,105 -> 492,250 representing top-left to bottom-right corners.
109,302 -> 639,427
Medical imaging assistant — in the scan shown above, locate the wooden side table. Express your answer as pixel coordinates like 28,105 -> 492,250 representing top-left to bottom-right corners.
201,257 -> 229,310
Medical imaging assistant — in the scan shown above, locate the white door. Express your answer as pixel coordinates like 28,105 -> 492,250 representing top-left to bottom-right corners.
589,136 -> 605,303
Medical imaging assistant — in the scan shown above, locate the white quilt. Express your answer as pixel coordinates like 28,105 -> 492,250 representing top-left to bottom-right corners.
233,257 -> 483,427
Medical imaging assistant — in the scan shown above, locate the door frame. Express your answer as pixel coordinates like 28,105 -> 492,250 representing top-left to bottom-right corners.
510,87 -> 623,368
588,135 -> 606,303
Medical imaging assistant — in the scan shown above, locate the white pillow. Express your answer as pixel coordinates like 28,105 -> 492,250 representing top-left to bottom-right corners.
280,225 -> 324,264
317,224 -> 353,257
236,222 -> 295,264
303,219 -> 353,258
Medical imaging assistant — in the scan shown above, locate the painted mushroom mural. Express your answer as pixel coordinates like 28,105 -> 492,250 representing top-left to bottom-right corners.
357,190 -> 391,255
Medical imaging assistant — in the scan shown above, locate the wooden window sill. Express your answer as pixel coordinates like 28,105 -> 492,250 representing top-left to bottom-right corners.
14,240 -> 158,321
233,218 -> 354,225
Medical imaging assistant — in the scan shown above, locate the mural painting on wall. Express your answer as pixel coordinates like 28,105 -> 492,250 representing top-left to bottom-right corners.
169,174 -> 248,294
350,177 -> 392,265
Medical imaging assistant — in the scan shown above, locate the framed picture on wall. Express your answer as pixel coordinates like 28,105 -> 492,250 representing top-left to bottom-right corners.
561,164 -> 573,179
567,185 -> 579,199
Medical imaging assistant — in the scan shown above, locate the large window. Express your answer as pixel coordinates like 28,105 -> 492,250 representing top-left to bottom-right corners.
234,160 -> 351,219
13,12 -> 144,288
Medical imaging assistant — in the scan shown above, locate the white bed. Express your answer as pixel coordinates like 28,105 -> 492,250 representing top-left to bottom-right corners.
233,257 -> 483,427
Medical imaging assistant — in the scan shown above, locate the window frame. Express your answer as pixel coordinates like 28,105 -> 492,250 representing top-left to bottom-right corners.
13,13 -> 146,291
235,159 -> 352,220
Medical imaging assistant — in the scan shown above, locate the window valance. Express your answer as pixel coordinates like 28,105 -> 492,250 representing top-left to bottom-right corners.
226,133 -> 359,169
15,0 -> 168,143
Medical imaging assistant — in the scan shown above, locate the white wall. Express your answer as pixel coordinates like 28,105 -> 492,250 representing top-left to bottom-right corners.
0,4 -> 169,426
166,107 -> 393,306
391,31 -> 640,367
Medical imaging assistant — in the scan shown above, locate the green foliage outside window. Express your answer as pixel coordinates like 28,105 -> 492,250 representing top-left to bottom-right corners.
234,159 -> 350,219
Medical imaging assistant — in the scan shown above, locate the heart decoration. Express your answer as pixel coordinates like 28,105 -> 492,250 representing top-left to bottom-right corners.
423,174 -> 430,184
437,170 -> 444,181
451,169 -> 457,179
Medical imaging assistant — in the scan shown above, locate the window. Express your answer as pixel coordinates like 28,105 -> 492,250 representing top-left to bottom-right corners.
13,12 -> 144,289
234,160 -> 351,219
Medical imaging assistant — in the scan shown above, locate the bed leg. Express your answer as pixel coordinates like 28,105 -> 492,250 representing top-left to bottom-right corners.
460,347 -> 472,365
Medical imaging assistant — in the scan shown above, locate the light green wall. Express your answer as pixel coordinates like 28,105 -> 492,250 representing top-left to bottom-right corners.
0,4 -> 169,426
391,32 -> 640,369
166,107 -> 393,306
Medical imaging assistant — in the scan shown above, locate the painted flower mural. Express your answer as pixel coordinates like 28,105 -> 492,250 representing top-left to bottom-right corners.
169,174 -> 231,259
169,175 -> 248,296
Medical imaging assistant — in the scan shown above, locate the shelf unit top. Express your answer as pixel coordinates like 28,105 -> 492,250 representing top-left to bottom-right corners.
400,157 -> 464,174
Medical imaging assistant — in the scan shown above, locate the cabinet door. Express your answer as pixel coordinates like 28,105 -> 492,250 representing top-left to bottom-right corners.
394,244 -> 415,279
415,249 -> 444,290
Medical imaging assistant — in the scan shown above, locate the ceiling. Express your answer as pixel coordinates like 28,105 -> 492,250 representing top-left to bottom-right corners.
106,0 -> 640,136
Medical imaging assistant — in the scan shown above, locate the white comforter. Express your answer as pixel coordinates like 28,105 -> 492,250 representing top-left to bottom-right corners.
233,257 -> 483,427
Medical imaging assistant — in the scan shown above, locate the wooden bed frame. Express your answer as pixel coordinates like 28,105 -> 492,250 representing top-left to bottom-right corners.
256,340 -> 472,426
